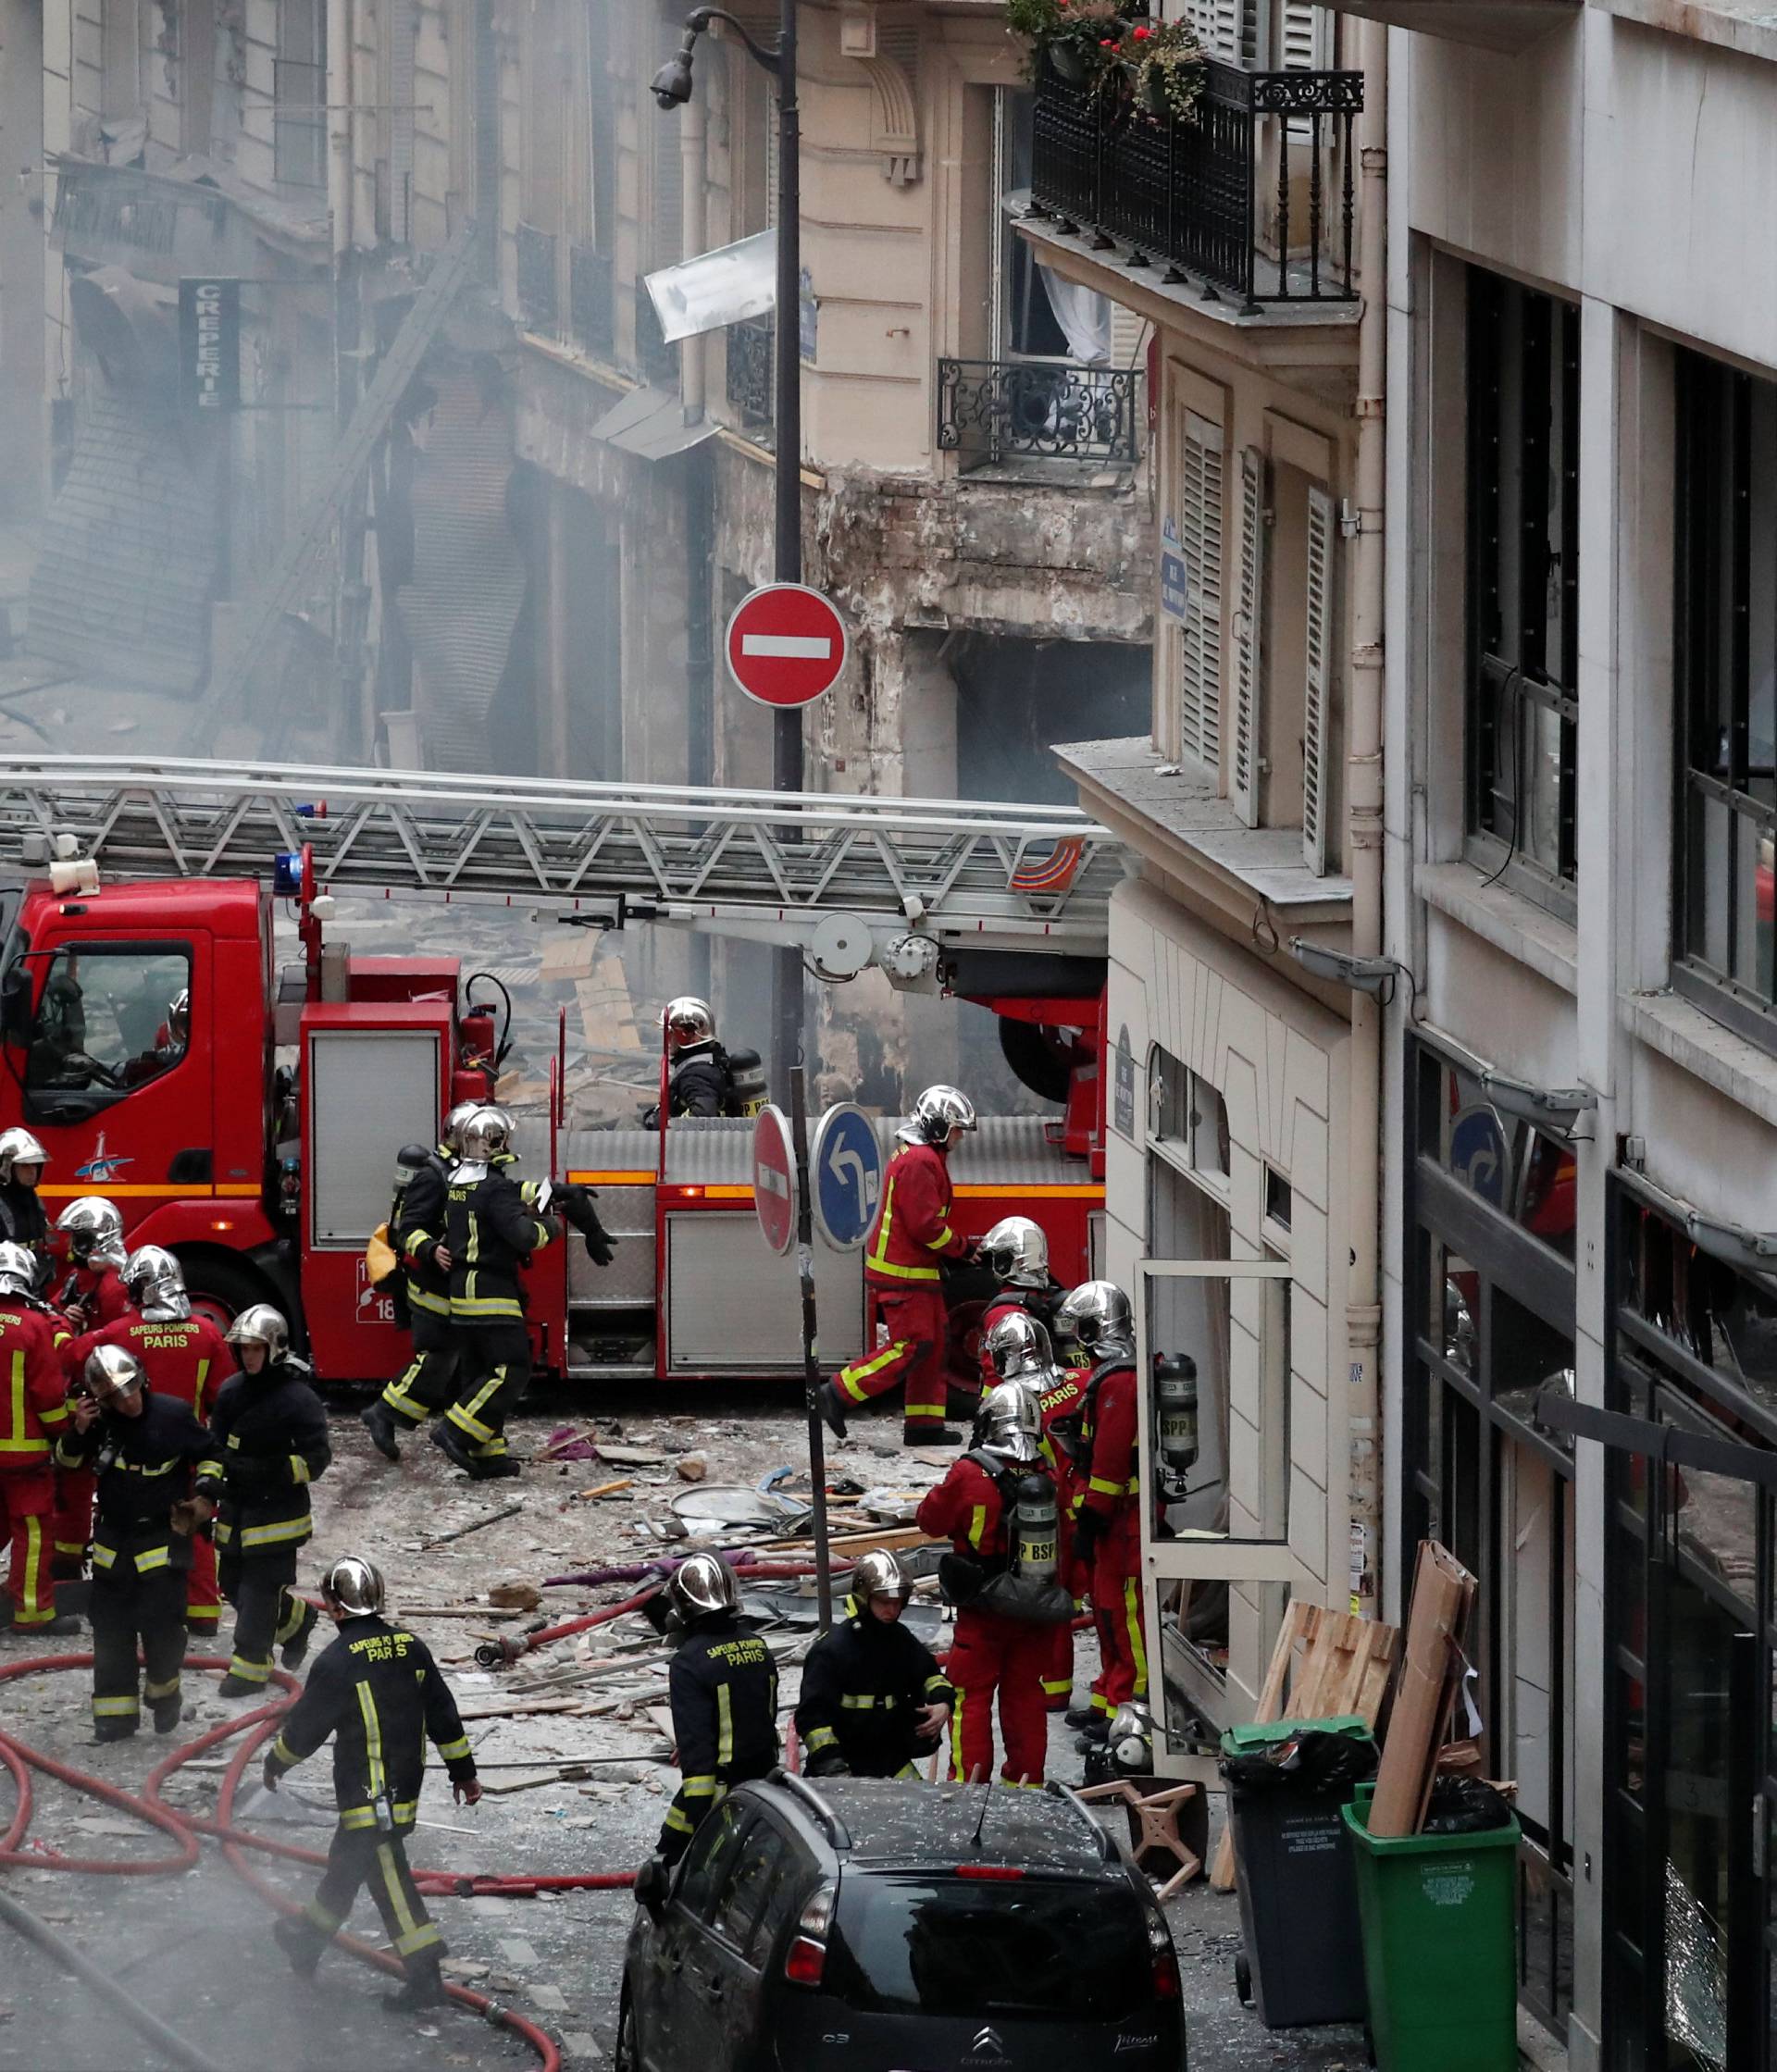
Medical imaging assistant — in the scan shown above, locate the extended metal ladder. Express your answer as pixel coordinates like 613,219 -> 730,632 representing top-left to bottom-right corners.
0,755 -> 1124,986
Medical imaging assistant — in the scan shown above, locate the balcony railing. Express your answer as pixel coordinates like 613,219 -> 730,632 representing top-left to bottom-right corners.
937,358 -> 1140,472
1029,55 -> 1362,307
727,316 -> 774,436
515,221 -> 558,331
634,283 -> 678,388
569,243 -> 614,360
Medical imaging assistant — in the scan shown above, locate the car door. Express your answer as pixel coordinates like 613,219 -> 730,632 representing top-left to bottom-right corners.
677,1816 -> 796,2071
654,1799 -> 752,2070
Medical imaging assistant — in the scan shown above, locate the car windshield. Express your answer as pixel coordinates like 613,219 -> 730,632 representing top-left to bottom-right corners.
824,1874 -> 1149,2019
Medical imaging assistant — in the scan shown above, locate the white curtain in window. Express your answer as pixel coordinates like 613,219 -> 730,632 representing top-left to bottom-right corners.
1036,263 -> 1111,366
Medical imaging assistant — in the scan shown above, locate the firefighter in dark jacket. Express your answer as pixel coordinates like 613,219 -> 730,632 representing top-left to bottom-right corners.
796,1551 -> 952,1780
59,1346 -> 209,1738
0,1128 -> 52,1259
360,1103 -> 478,1461
263,1556 -> 480,2013
658,1553 -> 780,1864
195,1305 -> 330,1694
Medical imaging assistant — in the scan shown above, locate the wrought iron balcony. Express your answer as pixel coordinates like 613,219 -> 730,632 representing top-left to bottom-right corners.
937,358 -> 1140,472
515,221 -> 558,331
569,243 -> 614,360
1028,54 -> 1362,308
727,316 -> 774,437
634,283 -> 678,388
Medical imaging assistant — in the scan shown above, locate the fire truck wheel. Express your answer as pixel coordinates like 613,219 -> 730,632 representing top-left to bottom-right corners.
177,1253 -> 269,1338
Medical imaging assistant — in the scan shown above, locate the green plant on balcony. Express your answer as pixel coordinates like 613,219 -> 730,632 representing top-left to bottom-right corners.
1006,0 -> 1139,91
1118,18 -> 1207,123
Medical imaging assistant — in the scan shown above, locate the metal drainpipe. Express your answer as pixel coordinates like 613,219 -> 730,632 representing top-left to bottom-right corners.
681,91 -> 715,995
1345,13 -> 1387,1621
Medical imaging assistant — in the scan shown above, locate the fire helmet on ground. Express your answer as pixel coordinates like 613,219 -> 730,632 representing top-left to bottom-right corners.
1055,1280 -> 1137,1359
123,1244 -> 190,1320
84,1344 -> 146,1404
0,1241 -> 38,1299
458,1106 -> 515,1161
984,1309 -> 1054,1384
321,1556 -> 386,1617
972,1381 -> 1042,1466
0,1128 -> 48,1183
226,1303 -> 291,1361
980,1216 -> 1049,1289
664,997 -> 715,1048
852,1549 -> 913,1607
905,1085 -> 977,1148
57,1196 -> 125,1265
668,1551 -> 739,1620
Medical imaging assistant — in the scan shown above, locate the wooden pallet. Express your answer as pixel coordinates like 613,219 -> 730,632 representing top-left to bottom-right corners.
1208,1601 -> 1399,1892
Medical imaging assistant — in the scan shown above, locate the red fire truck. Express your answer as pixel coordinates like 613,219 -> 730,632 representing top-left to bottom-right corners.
0,758 -> 1117,1386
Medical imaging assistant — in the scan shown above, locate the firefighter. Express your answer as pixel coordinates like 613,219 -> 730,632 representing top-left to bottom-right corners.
914,1381 -> 1062,1785
975,1217 -> 1068,1393
642,996 -> 767,1124
360,1102 -> 479,1462
59,1346 -> 209,1739
262,1556 -> 480,2014
0,1128 -> 51,1259
196,1305 -> 330,1694
821,1085 -> 978,1448
795,1551 -> 952,1780
0,1241 -> 76,1635
657,1553 -> 780,1865
68,1247 -> 230,1641
51,1197 -> 131,1331
1055,1280 -> 1145,1743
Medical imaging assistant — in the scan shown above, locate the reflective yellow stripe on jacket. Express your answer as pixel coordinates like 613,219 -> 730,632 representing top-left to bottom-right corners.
865,1176 -> 941,1283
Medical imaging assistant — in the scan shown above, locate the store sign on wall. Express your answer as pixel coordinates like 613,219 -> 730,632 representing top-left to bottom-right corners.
178,277 -> 241,412
1112,1024 -> 1137,1139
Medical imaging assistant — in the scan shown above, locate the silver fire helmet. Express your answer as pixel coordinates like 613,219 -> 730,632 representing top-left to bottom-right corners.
57,1196 -> 126,1267
1055,1280 -> 1137,1361
226,1303 -> 291,1362
668,1551 -> 739,1620
980,1216 -> 1049,1290
664,996 -> 715,1048
1109,1699 -> 1153,1773
984,1309 -> 1054,1385
167,987 -> 191,1036
320,1556 -> 386,1618
0,1128 -> 48,1184
441,1101 -> 483,1154
123,1244 -> 191,1321
458,1106 -> 515,1161
973,1381 -> 1042,1467
851,1549 -> 913,1607
84,1344 -> 147,1405
902,1085 -> 978,1149
0,1241 -> 38,1300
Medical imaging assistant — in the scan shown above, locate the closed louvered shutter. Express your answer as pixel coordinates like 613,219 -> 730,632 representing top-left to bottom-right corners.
1177,409 -> 1224,773
1301,484 -> 1334,873
1230,444 -> 1266,826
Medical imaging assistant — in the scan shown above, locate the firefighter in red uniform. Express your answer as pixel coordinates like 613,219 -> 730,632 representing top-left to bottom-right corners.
985,1310 -> 1087,1715
821,1086 -> 977,1448
1056,1280 -> 1146,1743
915,1381 -> 1063,1784
68,1247 -> 230,1641
45,1197 -> 133,1579
975,1217 -> 1069,1394
0,1241 -> 78,1634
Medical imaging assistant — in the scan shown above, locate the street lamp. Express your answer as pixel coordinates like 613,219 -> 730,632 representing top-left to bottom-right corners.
654,2 -> 804,1098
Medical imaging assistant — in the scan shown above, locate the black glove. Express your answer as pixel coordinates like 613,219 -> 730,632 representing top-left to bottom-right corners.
559,1184 -> 617,1269
261,1756 -> 282,1793
803,1745 -> 851,1780
1073,1509 -> 1104,1565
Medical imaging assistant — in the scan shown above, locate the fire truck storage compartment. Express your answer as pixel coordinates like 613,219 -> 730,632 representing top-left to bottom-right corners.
305,1021 -> 445,1247
561,1130 -> 661,1311
665,1213 -> 865,1373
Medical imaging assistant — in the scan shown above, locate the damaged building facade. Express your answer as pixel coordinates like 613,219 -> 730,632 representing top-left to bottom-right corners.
2,0 -> 1157,1100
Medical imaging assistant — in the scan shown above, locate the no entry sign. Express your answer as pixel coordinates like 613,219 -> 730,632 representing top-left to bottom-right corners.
726,583 -> 848,709
752,1103 -> 797,1256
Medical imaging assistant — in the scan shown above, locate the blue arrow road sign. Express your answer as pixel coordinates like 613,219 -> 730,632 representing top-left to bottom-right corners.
811,1102 -> 884,1251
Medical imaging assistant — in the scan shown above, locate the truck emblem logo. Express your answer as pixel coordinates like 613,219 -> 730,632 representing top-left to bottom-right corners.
965,2027 -> 1009,2062
74,1134 -> 133,1184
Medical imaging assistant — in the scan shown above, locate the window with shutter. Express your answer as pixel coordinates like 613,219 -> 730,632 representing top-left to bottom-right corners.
387,0 -> 416,242
1301,484 -> 1334,874
1230,444 -> 1266,826
1185,0 -> 1258,65
1176,409 -> 1224,774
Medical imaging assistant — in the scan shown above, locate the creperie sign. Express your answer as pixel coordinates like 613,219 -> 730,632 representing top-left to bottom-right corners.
178,277 -> 241,413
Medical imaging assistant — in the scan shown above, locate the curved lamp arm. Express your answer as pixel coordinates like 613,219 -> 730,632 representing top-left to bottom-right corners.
685,6 -> 782,75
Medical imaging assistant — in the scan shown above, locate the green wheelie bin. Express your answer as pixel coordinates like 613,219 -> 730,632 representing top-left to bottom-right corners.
1340,1781 -> 1520,2071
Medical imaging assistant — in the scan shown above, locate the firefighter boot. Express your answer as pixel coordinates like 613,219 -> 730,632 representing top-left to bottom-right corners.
430,1421 -> 481,1478
817,1381 -> 848,1441
281,1598 -> 320,1669
383,1955 -> 447,2015
903,1423 -> 963,1447
272,1915 -> 323,1981
151,1692 -> 183,1735
1064,1704 -> 1100,1731
359,1401 -> 404,1463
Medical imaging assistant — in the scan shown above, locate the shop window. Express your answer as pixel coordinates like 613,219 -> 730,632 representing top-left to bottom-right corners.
1673,346 -> 1777,1052
1418,1048 -> 1577,1262
1466,267 -> 1580,912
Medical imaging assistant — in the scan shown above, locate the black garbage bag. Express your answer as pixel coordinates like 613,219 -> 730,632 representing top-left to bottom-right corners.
1422,1775 -> 1516,1834
1219,1728 -> 1379,1795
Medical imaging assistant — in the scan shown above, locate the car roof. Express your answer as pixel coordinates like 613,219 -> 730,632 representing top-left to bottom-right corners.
752,1776 -> 1119,1877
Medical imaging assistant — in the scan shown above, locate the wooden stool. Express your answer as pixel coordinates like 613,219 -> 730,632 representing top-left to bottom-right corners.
1076,1778 -> 1205,1899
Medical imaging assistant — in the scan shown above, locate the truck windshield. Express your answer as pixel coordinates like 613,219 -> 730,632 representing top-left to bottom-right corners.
824,1875 -> 1149,2019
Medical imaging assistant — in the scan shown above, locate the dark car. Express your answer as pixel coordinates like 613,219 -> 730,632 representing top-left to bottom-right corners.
616,1772 -> 1187,2072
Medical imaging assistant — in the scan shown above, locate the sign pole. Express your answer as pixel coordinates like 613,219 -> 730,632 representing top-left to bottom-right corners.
790,1065 -> 834,1633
